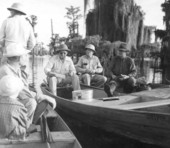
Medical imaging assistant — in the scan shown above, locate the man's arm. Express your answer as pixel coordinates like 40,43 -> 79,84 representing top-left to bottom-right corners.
0,20 -> 6,51
128,58 -> 137,77
94,57 -> 103,74
75,57 -> 87,73
44,56 -> 65,79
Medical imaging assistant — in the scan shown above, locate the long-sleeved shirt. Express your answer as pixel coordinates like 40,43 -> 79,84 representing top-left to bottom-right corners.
0,63 -> 35,100
110,56 -> 137,77
76,55 -> 103,74
0,15 -> 36,50
44,55 -> 76,83
0,97 -> 28,139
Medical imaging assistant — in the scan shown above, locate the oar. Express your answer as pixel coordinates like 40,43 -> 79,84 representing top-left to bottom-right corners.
40,114 -> 53,148
32,100 -> 53,148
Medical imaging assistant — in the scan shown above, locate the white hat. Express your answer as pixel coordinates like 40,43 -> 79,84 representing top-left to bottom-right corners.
7,3 -> 26,15
0,75 -> 24,97
85,44 -> 95,52
4,43 -> 30,57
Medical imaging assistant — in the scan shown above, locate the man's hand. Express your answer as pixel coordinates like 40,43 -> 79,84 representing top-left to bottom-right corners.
111,74 -> 117,80
85,69 -> 95,74
119,74 -> 129,80
37,94 -> 57,109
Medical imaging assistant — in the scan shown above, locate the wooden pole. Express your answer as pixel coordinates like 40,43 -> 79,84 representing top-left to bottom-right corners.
51,19 -> 54,37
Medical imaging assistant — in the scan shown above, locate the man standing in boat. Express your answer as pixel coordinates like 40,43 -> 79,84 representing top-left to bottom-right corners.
105,43 -> 137,96
44,44 -> 81,96
0,43 -> 56,124
76,44 -> 107,87
0,2 -> 36,71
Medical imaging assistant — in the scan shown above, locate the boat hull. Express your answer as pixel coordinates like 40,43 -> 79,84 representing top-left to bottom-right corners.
0,104 -> 81,148
41,84 -> 170,147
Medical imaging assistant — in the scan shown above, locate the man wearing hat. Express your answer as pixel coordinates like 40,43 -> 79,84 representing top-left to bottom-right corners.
0,75 -> 29,139
0,43 -> 56,124
0,2 -> 36,72
0,2 -> 35,50
44,44 -> 80,96
76,44 -> 107,87
104,43 -> 137,96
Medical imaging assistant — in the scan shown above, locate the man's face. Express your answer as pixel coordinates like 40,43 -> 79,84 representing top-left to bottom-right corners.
86,49 -> 94,58
59,51 -> 68,60
118,50 -> 126,58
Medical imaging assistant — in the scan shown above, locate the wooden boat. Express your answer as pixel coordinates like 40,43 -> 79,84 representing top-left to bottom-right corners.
0,101 -> 82,148
41,83 -> 170,147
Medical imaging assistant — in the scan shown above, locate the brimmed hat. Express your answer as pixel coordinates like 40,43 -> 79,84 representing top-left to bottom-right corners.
85,44 -> 95,52
119,43 -> 129,52
0,75 -> 24,97
7,3 -> 26,15
55,44 -> 70,53
4,43 -> 30,57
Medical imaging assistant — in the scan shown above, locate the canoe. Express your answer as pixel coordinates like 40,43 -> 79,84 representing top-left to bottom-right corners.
41,83 -> 170,147
0,101 -> 82,148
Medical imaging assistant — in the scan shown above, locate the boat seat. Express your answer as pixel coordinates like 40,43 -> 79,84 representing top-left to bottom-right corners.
118,99 -> 170,110
0,131 -> 76,144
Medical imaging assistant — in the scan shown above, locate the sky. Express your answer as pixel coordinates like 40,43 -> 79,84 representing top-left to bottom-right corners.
0,0 -> 165,45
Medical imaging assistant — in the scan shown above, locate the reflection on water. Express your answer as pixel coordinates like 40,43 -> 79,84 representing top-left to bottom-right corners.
136,59 -> 162,84
28,55 -> 50,85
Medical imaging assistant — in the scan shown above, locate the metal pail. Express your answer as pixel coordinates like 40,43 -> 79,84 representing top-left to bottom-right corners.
72,89 -> 93,101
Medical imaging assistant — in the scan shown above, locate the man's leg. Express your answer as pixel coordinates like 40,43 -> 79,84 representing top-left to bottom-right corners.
81,73 -> 91,86
91,74 -> 107,87
19,98 -> 37,123
62,74 -> 81,90
123,77 -> 136,93
71,74 -> 81,90
48,76 -> 57,95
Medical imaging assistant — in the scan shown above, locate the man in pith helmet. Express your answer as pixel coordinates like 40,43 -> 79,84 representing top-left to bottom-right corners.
0,2 -> 36,72
44,44 -> 81,96
76,44 -> 107,87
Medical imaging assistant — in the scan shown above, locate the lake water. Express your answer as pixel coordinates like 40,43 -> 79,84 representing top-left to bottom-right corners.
28,55 -> 50,85
28,55 -> 163,148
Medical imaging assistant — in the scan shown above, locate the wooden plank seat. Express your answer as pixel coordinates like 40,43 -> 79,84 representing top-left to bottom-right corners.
0,131 -> 75,144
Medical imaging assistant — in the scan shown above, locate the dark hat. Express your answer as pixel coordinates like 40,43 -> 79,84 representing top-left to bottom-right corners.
119,43 -> 129,52
55,44 -> 71,53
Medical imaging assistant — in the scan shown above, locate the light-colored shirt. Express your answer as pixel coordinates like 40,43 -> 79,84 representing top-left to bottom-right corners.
0,63 -> 34,99
76,55 -> 103,74
44,55 -> 76,83
0,97 -> 28,139
0,15 -> 36,50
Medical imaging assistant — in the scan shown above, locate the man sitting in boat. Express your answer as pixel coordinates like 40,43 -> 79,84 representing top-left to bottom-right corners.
105,43 -> 137,96
0,75 -> 29,139
0,43 -> 56,124
44,44 -> 81,96
76,44 -> 107,87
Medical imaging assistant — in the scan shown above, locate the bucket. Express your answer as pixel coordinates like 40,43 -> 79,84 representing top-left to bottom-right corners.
72,89 -> 93,101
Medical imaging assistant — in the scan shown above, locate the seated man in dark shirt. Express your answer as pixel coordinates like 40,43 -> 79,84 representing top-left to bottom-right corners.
105,43 -> 137,96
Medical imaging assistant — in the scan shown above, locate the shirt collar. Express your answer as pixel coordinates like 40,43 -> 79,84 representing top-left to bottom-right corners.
7,63 -> 20,74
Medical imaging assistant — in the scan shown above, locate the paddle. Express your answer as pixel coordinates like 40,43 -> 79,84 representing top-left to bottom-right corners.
32,100 -> 53,148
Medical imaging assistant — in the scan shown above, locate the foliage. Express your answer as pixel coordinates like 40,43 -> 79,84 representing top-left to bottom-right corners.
86,0 -> 144,49
48,34 -> 67,56
155,29 -> 167,40
65,6 -> 82,39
